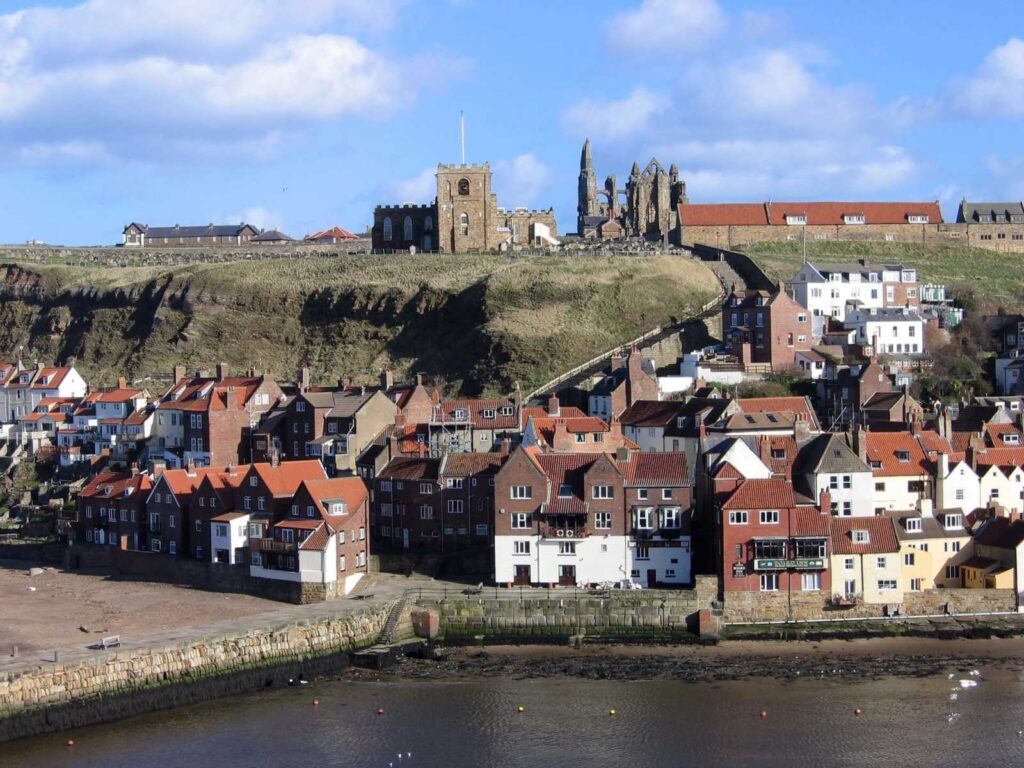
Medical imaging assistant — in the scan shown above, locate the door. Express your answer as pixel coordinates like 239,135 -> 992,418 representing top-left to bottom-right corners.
558,565 -> 576,586
647,569 -> 657,588
403,528 -> 410,550
513,564 -> 531,586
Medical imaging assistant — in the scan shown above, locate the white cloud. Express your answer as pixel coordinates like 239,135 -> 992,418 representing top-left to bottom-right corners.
0,0 -> 427,166
952,37 -> 1024,119
606,0 -> 725,55
227,206 -> 286,232
392,167 -> 437,203
494,154 -> 552,207
563,87 -> 666,143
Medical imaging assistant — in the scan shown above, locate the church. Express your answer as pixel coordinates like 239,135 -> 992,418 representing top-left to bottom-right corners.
577,139 -> 688,241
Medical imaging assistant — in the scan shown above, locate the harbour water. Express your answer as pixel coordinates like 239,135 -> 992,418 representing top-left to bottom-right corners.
6,666 -> 1024,767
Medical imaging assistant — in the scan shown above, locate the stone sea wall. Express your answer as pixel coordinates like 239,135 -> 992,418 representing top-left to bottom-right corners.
0,603 -> 390,742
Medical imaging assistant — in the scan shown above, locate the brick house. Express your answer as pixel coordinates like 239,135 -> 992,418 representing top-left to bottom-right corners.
153,365 -> 283,468
588,349 -> 659,422
76,471 -> 152,550
716,478 -> 831,598
428,393 -> 522,456
371,457 -> 441,552
145,466 -> 220,556
493,447 -> 692,587
522,397 -> 631,453
817,357 -> 893,428
122,222 -> 260,247
721,284 -> 813,372
437,451 -> 507,551
189,464 -> 252,562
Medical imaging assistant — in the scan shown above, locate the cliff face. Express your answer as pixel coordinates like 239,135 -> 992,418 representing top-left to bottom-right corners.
0,254 -> 721,395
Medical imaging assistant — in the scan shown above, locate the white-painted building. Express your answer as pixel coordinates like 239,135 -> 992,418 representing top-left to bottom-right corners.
845,307 -> 925,356
800,433 -> 874,517
935,454 -> 982,514
790,261 -> 919,324
210,511 -> 251,565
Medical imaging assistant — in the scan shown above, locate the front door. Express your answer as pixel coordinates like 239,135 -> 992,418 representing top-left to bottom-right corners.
558,565 -> 576,586
513,564 -> 531,586
647,569 -> 657,588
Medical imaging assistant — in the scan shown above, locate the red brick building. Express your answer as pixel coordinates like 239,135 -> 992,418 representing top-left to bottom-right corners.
722,284 -> 813,372
77,471 -> 152,551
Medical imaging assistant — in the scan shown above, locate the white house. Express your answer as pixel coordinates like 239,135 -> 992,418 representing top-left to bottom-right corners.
210,511 -> 251,565
800,433 -> 874,517
935,454 -> 982,514
863,431 -> 933,512
845,307 -> 925,356
790,261 -> 919,325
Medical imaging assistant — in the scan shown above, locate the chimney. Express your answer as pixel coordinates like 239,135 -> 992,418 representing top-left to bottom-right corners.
270,449 -> 280,468
379,368 -> 394,391
227,463 -> 236,476
552,420 -> 572,452
130,461 -> 139,476
938,452 -> 950,479
610,353 -> 626,372
854,425 -> 867,464
151,460 -> 166,478
499,438 -> 511,457
117,375 -> 127,390
173,365 -> 186,383
299,366 -> 311,393
819,488 -> 832,515
615,446 -> 629,462
919,497 -> 933,517
939,407 -> 953,439
216,362 -> 228,382
758,434 -> 772,466
415,373 -> 424,387
547,394 -> 560,417
185,457 -> 196,477
339,375 -> 351,390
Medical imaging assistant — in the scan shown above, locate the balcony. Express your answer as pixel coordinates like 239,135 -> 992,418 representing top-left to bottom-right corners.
633,526 -> 684,540
541,525 -> 589,539
255,538 -> 298,554
753,557 -> 827,571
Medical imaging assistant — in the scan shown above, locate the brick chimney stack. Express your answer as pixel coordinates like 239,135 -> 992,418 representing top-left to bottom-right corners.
298,366 -> 311,393
216,362 -> 228,382
117,375 -> 127,390
379,368 -> 394,391
819,488 -> 832,515
173,364 -> 186,383
339,375 -> 351,390
547,395 -> 560,417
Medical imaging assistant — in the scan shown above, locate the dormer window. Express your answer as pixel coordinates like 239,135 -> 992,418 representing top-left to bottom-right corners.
785,214 -> 807,226
843,214 -> 866,225
895,450 -> 910,462
904,517 -> 922,533
482,409 -> 495,420
771,448 -> 785,460
1004,434 -> 1021,445
501,406 -> 514,417
329,502 -> 345,515
907,215 -> 929,224
453,408 -> 468,421
944,513 -> 963,530
852,530 -> 869,544
558,484 -> 573,497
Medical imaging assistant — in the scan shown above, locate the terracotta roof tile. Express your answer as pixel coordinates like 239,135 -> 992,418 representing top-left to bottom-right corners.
721,478 -> 796,510
252,460 -> 326,497
380,457 -> 440,481
865,431 -> 931,477
440,452 -> 508,476
830,516 -> 900,555
617,452 -> 688,486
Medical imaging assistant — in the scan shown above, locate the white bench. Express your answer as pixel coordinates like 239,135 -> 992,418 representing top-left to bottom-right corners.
100,635 -> 120,649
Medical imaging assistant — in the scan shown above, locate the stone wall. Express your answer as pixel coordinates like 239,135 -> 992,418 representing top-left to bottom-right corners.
420,576 -> 719,642
722,587 -> 1016,624
0,604 -> 390,742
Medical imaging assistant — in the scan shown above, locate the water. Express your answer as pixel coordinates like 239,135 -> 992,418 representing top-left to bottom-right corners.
6,668 -> 1024,767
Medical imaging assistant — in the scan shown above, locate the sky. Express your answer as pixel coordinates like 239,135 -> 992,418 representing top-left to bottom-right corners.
0,0 -> 1021,245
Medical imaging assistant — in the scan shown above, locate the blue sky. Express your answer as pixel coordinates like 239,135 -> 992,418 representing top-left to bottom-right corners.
0,0 -> 1021,245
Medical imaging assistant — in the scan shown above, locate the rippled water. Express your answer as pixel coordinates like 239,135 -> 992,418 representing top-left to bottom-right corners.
7,668 -> 1024,767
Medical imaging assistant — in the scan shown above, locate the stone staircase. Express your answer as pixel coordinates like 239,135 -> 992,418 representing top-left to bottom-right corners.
377,593 -> 411,646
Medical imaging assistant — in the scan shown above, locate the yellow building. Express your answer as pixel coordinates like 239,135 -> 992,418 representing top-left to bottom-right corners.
830,516 -> 903,605
889,507 -> 972,591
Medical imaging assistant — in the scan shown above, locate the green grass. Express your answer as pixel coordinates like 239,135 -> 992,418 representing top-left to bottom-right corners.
0,252 -> 722,396
743,240 -> 1024,308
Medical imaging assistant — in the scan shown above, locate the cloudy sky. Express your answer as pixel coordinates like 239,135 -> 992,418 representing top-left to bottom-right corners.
0,0 -> 1021,244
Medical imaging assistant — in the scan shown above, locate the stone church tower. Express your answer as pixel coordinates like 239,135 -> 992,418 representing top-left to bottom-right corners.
577,139 -> 603,235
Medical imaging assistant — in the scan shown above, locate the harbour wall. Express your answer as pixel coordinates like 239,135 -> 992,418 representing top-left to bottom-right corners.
0,603 -> 391,742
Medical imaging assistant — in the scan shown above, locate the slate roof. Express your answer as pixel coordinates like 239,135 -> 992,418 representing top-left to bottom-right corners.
799,433 -> 871,475
124,223 -> 257,238
736,397 -> 819,430
830,516 -> 900,555
956,201 -> 1024,224
618,400 -> 684,428
886,510 -> 969,541
251,229 -> 293,243
974,516 -> 1024,549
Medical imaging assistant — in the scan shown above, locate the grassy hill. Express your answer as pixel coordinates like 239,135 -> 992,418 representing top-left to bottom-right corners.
0,252 -> 721,396
742,241 -> 1024,308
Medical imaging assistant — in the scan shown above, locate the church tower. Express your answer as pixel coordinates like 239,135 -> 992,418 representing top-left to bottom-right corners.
577,139 -> 600,236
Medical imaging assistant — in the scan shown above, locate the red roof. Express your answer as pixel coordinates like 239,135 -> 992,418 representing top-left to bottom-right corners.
158,376 -> 266,412
830,516 -> 900,554
252,460 -> 326,497
434,398 -> 519,430
301,477 -> 368,521
792,509 -> 830,537
522,406 -> 587,421
617,452 -> 688,486
721,478 -> 796,510
81,472 -> 152,500
865,431 -> 932,477
975,447 -> 1024,470
158,467 -> 222,501
299,523 -> 332,551
679,201 -> 943,227
306,226 -> 358,241
31,367 -> 73,390
94,388 -> 143,403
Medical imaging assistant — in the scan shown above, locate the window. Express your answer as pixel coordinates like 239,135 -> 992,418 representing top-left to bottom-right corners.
558,541 -> 576,555
844,557 -> 855,570
418,482 -> 432,495
904,552 -> 915,566
556,483 -> 573,498
876,556 -> 887,569
877,579 -> 897,590
446,500 -> 463,514
307,505 -> 316,518
785,215 -> 807,226
215,524 -> 227,538
895,450 -> 910,463
637,489 -> 648,501
338,530 -> 345,545
795,539 -> 826,558
829,475 -> 839,490
905,517 -> 922,533
759,510 -> 780,524
662,488 -> 673,501
875,481 -> 885,491
359,527 -> 365,541
955,489 -> 965,501
853,530 -> 869,544
249,523 -> 261,537
760,573 -> 779,591
194,520 -> 202,532
593,485 -> 614,500
594,511 -> 611,529
460,213 -> 469,236
513,541 -> 530,555
379,502 -> 392,518
403,216 -> 413,241
281,529 -> 295,544
511,512 -> 532,529
458,178 -> 470,195
842,475 -> 852,490
511,485 -> 532,500
946,565 -> 961,580
169,541 -> 177,555
419,505 -> 434,520
661,507 -> 681,529
728,511 -> 748,525
633,507 -> 653,530
169,515 -> 176,529
383,217 -> 393,241
801,573 -> 821,591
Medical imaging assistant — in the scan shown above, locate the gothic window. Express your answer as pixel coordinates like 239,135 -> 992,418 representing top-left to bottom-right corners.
403,216 -> 413,241
460,213 -> 469,236
458,179 -> 470,196
422,235 -> 432,251
424,216 -> 433,232
383,217 -> 393,241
